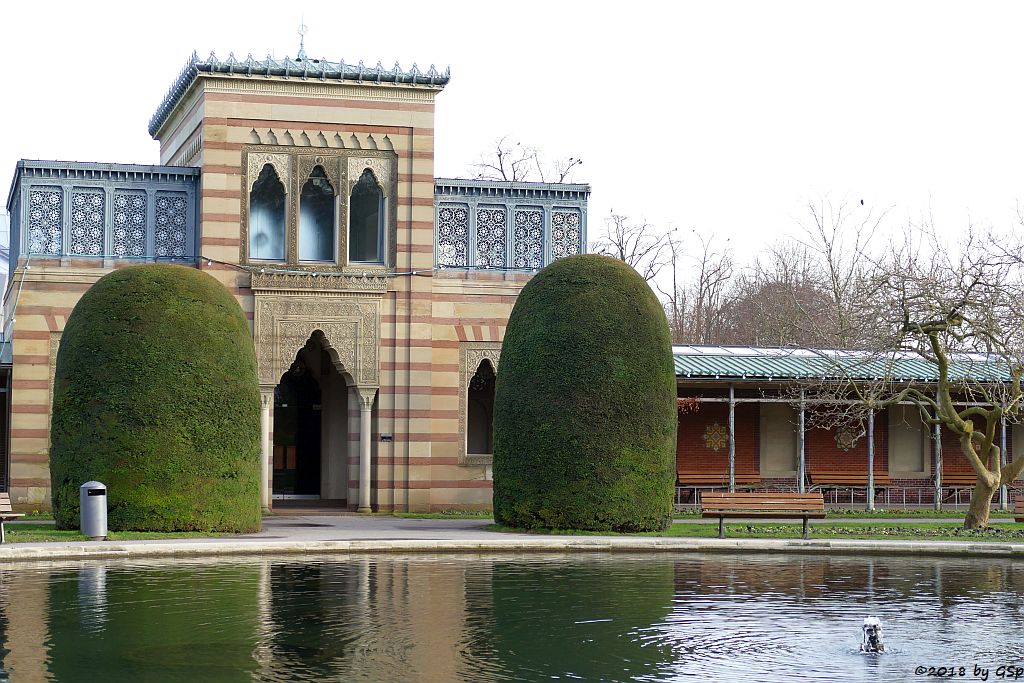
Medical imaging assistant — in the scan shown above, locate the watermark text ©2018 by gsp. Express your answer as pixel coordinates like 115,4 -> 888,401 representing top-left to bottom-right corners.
914,665 -> 1024,680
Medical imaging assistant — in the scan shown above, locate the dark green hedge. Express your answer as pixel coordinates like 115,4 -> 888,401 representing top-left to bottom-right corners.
492,254 -> 676,531
49,265 -> 261,532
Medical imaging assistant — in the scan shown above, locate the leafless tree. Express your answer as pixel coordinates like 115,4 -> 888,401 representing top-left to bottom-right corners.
590,212 -> 673,283
791,196 -> 891,348
656,197 -> 887,347
716,240 -> 831,347
787,225 -> 1024,528
659,231 -> 734,343
471,136 -> 583,183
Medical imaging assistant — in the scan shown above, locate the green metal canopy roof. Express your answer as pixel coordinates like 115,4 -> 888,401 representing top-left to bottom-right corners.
673,345 -> 1011,383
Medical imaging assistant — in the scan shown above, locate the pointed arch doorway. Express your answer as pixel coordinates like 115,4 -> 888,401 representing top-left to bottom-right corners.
253,292 -> 382,513
271,333 -> 352,507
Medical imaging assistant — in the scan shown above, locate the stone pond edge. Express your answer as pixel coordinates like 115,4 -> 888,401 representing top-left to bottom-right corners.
2,536 -> 1024,563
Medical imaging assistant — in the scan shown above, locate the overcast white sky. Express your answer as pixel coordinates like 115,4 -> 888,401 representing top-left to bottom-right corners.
2,1 -> 1023,262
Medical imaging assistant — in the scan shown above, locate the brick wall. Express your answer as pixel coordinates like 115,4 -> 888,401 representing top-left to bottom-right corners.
937,421 -> 1015,476
804,411 -> 889,475
677,403 -> 759,473
678,404 -> 891,476
674,401 -> 1023,484
939,425 -> 973,475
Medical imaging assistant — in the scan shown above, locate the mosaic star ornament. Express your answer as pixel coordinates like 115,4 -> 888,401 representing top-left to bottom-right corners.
704,423 -> 728,451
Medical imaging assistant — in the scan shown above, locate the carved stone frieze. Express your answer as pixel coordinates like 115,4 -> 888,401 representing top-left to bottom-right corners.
250,271 -> 389,293
348,156 -> 392,192
203,79 -> 442,106
254,295 -> 380,387
247,152 -> 290,193
297,154 -> 341,194
356,386 -> 378,409
459,342 -> 501,466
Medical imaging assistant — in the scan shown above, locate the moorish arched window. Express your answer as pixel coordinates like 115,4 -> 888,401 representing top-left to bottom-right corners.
299,166 -> 336,262
467,359 -> 496,455
249,164 -> 286,260
349,168 -> 384,263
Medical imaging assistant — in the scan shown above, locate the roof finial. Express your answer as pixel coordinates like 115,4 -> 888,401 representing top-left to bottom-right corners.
297,19 -> 308,61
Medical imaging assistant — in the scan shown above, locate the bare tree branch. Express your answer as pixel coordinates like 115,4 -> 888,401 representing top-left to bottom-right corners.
658,232 -> 734,344
777,221 -> 1024,529
471,136 -> 583,183
590,213 -> 672,282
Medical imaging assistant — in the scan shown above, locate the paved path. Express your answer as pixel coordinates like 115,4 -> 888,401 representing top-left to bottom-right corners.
2,514 -> 1024,563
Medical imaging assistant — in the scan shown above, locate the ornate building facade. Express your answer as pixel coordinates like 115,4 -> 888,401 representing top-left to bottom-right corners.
2,51 -> 589,511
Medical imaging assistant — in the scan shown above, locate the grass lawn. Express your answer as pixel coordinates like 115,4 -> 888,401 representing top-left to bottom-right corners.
21,512 -> 54,521
4,524 -> 235,544
487,521 -> 1024,542
397,509 -> 1015,520
661,521 -> 1024,541
394,511 -> 495,520
394,509 -> 1018,521
672,508 -> 1017,519
813,508 -> 1016,518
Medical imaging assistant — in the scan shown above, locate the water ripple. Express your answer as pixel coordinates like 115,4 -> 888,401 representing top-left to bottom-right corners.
0,553 -> 1021,681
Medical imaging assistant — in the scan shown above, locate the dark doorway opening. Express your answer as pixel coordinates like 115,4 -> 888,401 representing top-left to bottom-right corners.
273,358 -> 322,496
468,359 -> 496,455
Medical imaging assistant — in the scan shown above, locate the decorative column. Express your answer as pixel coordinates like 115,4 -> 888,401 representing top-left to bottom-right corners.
467,200 -> 479,267
357,386 -> 378,513
260,388 -> 274,513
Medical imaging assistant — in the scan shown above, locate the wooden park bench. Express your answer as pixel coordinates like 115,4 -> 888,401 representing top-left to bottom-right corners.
1015,499 -> 1024,523
701,491 -> 825,539
938,472 -> 1024,487
938,472 -> 977,487
809,471 -> 891,487
0,493 -> 24,544
677,470 -> 761,486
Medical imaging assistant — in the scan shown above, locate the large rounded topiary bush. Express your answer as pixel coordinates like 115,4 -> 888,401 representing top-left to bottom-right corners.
492,254 -> 676,531
50,264 -> 261,532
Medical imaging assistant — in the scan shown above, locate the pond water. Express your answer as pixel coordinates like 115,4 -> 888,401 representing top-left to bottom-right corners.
0,552 -> 1022,682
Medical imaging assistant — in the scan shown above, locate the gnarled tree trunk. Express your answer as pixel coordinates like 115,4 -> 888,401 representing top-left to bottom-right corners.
964,475 -> 998,529
957,433 -> 1002,530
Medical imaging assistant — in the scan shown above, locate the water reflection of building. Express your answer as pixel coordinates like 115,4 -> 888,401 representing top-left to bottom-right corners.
0,555 -> 1023,679
254,556 -> 488,681
673,553 -> 1024,607
0,563 -> 48,682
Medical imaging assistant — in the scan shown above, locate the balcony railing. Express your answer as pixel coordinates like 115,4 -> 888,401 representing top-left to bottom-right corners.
433,178 -> 590,271
7,161 -> 200,267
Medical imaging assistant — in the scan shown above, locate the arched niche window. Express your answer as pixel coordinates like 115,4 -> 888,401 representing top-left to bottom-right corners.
299,166 -> 336,262
467,360 -> 496,455
349,168 -> 384,264
250,164 -> 286,260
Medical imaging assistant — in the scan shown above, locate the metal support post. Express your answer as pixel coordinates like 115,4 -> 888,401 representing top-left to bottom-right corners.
728,384 -> 736,493
1000,418 -> 1008,511
866,409 -> 875,511
934,409 -> 943,512
797,390 -> 806,494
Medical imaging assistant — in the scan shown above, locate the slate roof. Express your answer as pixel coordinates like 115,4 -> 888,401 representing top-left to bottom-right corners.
673,345 -> 1011,383
149,51 -> 451,137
